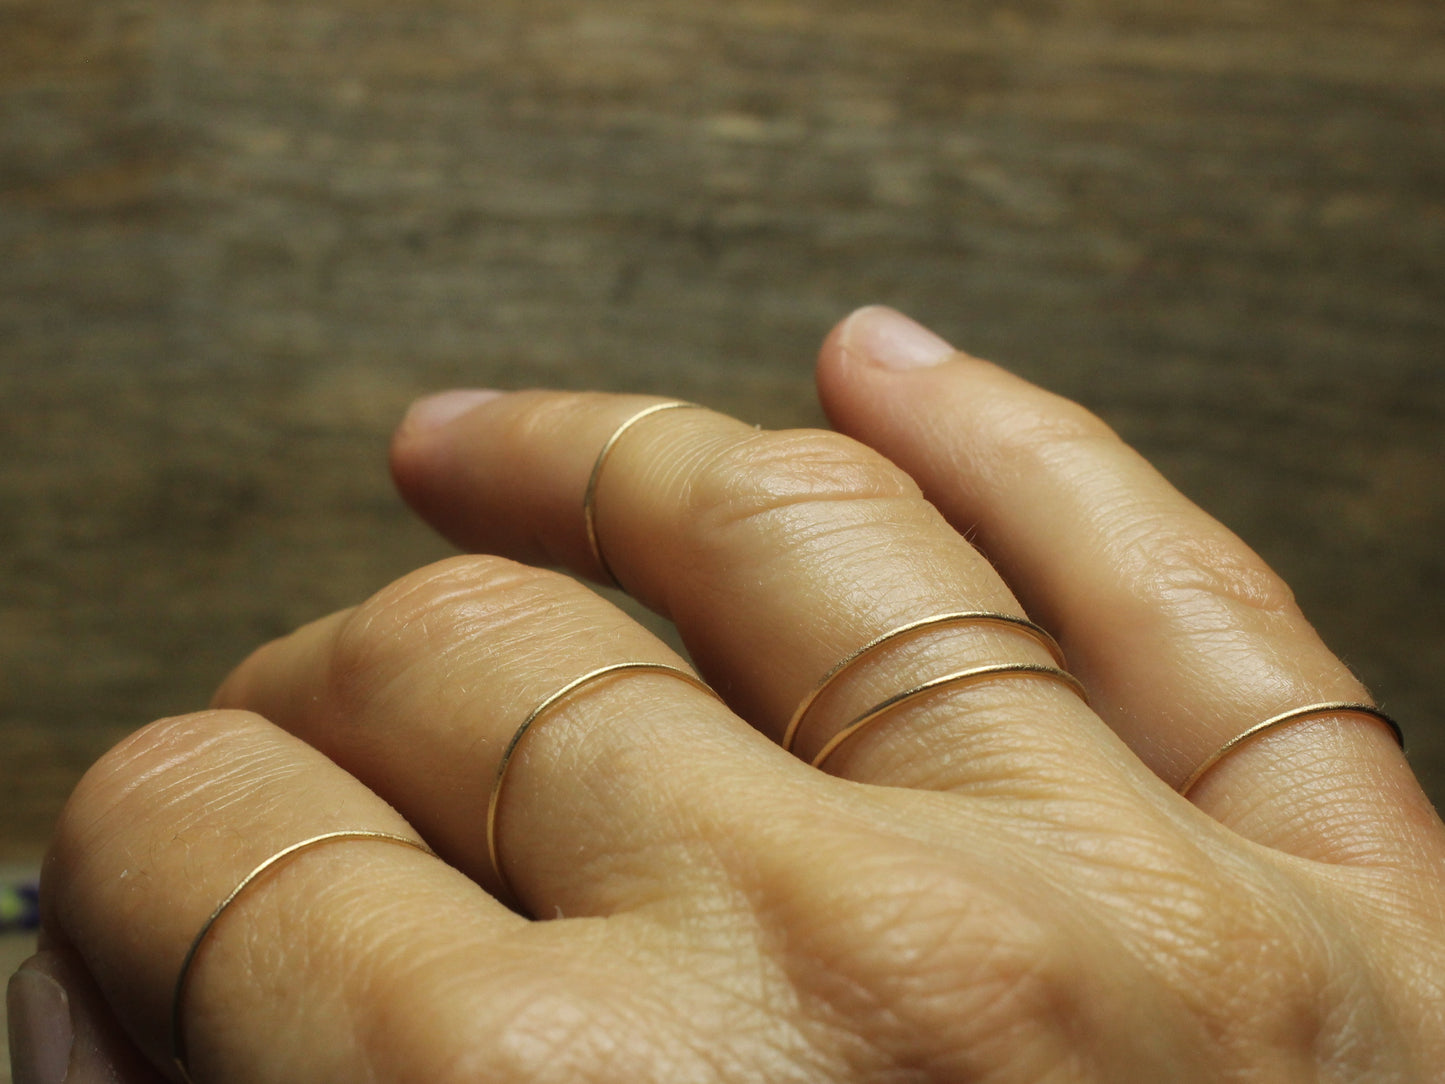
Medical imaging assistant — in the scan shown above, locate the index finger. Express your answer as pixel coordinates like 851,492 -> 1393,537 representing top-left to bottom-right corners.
815,306 -> 1438,865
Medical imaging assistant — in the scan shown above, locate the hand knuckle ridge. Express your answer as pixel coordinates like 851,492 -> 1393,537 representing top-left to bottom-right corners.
330,556 -> 565,699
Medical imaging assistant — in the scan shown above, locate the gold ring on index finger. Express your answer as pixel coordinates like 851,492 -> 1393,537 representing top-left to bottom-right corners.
583,401 -> 702,588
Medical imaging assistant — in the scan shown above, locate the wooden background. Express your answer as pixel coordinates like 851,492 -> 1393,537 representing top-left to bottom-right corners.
2,0 -> 1443,863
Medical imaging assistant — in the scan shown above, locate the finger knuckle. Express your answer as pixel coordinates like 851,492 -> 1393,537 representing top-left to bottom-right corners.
985,395 -> 1120,469
686,428 -> 922,536
327,555 -> 569,711
1113,841 -> 1347,1065
498,392 -> 588,452
862,876 -> 1076,1021
766,843 -> 1093,1072
51,711 -> 269,869
1191,898 -> 1344,1063
1122,521 -> 1299,618
984,398 -> 1299,619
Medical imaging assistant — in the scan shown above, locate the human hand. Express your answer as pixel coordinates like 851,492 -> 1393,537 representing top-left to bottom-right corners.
15,306 -> 1444,1082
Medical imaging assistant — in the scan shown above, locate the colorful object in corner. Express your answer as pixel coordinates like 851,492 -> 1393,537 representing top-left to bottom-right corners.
0,880 -> 40,932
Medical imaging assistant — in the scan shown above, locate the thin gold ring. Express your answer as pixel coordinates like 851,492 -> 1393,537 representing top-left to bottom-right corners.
487,661 -> 720,909
170,830 -> 433,1084
583,401 -> 702,587
1178,701 -> 1404,798
782,612 -> 1068,755
811,662 -> 1088,769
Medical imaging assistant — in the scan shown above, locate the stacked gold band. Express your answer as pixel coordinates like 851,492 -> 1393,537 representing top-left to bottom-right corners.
1178,701 -> 1404,798
783,611 -> 1072,760
583,401 -> 701,588
171,830 -> 434,1084
487,661 -> 720,909
811,662 -> 1087,768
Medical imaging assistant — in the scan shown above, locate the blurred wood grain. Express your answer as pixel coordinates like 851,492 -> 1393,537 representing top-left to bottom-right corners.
1,0 -> 1442,858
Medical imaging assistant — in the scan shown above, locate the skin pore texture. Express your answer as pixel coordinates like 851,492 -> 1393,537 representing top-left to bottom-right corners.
13,306 -> 1445,1084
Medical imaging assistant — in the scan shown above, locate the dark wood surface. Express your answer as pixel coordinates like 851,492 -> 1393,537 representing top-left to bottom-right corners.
3,0 -> 1443,860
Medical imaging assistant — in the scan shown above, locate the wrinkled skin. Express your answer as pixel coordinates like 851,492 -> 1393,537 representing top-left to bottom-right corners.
17,307 -> 1445,1084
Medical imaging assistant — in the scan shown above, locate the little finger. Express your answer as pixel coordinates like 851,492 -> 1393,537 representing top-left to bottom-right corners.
42,710 -> 538,1082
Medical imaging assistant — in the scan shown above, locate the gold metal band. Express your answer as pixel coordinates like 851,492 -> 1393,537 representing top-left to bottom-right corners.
583,401 -> 702,588
486,661 -> 720,909
781,611 -> 1068,756
171,830 -> 434,1084
810,662 -> 1088,769
1178,701 -> 1404,798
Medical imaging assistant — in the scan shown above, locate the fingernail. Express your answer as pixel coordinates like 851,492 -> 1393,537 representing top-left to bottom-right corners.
7,954 -> 73,1084
402,389 -> 503,434
841,306 -> 955,369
